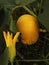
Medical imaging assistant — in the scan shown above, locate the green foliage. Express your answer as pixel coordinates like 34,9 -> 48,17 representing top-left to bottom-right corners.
0,0 -> 49,32
15,0 -> 36,6
0,0 -> 36,9
9,15 -> 18,33
0,0 -> 16,9
38,0 -> 49,31
0,48 -> 9,65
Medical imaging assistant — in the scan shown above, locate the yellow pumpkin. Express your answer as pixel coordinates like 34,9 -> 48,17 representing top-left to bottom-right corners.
16,14 -> 39,45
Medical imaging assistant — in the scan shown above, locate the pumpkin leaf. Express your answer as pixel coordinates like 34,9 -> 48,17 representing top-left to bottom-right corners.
0,0 -> 16,9
38,0 -> 49,31
10,16 -> 18,33
15,0 -> 36,6
0,47 -> 9,65
0,0 -> 36,9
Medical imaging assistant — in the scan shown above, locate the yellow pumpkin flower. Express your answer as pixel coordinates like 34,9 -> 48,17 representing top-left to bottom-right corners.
3,31 -> 20,62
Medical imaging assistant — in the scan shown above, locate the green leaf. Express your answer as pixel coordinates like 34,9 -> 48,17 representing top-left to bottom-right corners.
0,9 -> 10,31
38,0 -> 49,31
0,48 -> 9,65
10,18 -> 18,33
0,0 -> 16,9
0,0 -> 36,10
15,0 -> 36,6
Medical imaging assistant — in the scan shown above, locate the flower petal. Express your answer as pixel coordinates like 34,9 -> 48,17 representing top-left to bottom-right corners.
13,32 -> 20,44
3,31 -> 7,41
11,33 -> 13,39
3,31 -> 7,46
7,32 -> 12,47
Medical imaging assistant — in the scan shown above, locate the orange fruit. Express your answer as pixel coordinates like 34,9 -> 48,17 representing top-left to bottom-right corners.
16,14 -> 39,45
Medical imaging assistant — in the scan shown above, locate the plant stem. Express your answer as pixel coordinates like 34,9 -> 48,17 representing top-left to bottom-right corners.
46,53 -> 49,58
12,6 -> 21,12
17,51 -> 24,59
12,5 -> 37,17
15,59 -> 49,62
23,6 -> 37,17
11,62 -> 13,65
38,0 -> 43,14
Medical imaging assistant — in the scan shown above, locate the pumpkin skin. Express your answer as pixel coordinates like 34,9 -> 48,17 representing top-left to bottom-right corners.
16,14 -> 39,45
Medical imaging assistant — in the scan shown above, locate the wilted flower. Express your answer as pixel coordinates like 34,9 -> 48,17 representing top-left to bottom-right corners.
3,31 -> 20,62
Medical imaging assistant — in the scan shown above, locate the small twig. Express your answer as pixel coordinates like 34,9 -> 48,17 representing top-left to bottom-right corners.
46,53 -> 49,58
43,37 -> 49,41
17,51 -> 24,60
